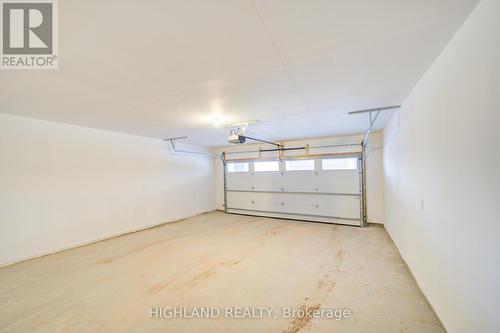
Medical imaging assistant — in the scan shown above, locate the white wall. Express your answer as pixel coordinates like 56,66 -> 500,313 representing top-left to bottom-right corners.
213,132 -> 385,223
383,0 -> 500,332
0,114 -> 215,266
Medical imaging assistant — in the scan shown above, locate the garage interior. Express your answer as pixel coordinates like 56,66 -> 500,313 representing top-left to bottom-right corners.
0,1 -> 499,332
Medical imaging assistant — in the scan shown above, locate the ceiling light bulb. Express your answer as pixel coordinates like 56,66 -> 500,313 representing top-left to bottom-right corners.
212,114 -> 223,127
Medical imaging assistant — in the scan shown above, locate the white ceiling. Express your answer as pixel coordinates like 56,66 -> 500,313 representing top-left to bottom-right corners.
0,0 -> 479,146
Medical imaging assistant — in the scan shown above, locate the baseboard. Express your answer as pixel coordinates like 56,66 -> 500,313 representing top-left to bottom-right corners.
0,210 -> 216,268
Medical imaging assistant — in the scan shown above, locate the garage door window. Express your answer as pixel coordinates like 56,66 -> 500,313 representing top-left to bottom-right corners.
285,159 -> 315,171
227,162 -> 249,173
322,158 -> 358,170
254,161 -> 280,172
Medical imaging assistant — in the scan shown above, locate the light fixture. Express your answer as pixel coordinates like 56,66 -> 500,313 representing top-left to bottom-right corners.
210,114 -> 224,127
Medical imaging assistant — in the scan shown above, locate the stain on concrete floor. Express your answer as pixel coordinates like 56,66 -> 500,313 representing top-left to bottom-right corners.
0,212 -> 445,333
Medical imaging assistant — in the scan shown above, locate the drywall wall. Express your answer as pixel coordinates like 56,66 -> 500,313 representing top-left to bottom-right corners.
213,132 -> 385,223
0,114 -> 215,266
383,0 -> 500,332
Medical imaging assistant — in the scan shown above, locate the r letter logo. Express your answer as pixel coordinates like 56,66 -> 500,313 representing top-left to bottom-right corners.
1,0 -> 58,69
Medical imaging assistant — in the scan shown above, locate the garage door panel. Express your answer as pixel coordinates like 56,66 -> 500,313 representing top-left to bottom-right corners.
227,172 -> 286,191
226,173 -> 254,190
273,193 -> 359,218
302,194 -> 360,218
225,156 -> 362,226
227,192 -> 281,212
248,172 -> 284,191
226,192 -> 360,220
225,209 -> 359,225
281,171 -> 320,192
314,170 -> 360,193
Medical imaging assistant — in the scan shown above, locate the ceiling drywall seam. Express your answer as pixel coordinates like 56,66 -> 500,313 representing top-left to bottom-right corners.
249,0 -> 307,113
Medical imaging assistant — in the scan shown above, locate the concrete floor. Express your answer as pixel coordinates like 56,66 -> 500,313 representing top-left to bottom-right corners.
0,212 -> 444,333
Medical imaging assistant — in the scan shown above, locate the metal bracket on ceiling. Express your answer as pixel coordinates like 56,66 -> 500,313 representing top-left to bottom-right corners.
163,136 -> 217,158
348,105 -> 400,147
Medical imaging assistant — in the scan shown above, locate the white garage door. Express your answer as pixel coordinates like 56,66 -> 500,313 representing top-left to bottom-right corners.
224,156 -> 363,226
